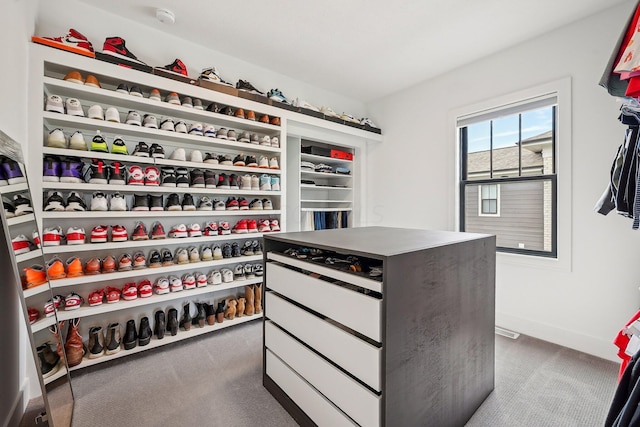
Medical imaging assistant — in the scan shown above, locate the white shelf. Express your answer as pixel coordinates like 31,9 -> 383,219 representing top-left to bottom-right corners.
44,76 -> 282,135
42,234 -> 268,254
15,249 -> 44,264
300,170 -> 352,179
43,361 -> 68,385
7,213 -> 36,226
301,208 -> 353,212
301,185 -> 351,191
55,277 -> 264,321
41,181 -> 281,197
30,316 -> 57,333
301,200 -> 352,204
49,255 -> 264,288
68,313 -> 263,371
42,147 -> 282,175
23,284 -> 51,299
300,153 -> 352,164
41,210 -> 281,220
43,112 -> 281,155
0,182 -> 29,195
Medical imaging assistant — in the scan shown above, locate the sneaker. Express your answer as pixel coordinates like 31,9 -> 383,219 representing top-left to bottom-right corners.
175,121 -> 188,134
293,98 -> 320,112
88,104 -> 104,120
88,289 -> 104,306
111,136 -> 128,155
118,253 -> 133,271
91,192 -> 108,211
161,248 -> 174,266
212,244 -> 224,260
88,159 -> 108,184
234,264 -> 246,280
25,266 -> 47,289
174,247 -> 189,264
238,197 -> 249,210
47,128 -> 67,148
132,251 -> 147,269
85,256 -> 102,273
182,96 -> 193,108
216,173 -> 230,189
267,88 -> 290,104
232,219 -> 248,234
207,270 -> 222,285
188,122 -> 204,136
221,268 -> 234,283
13,194 -> 33,216
84,74 -> 100,88
190,150 -> 204,163
233,154 -> 246,167
65,98 -> 84,117
149,88 -> 162,102
182,273 -> 196,290
269,157 -> 279,169
249,199 -> 263,210
188,223 -> 202,237
321,106 -> 340,118
132,141 -> 150,157
188,246 -> 200,263
258,156 -> 269,168
66,191 -> 87,211
44,191 -> 65,211
111,224 -> 128,242
204,125 -> 216,138
42,226 -> 63,246
360,117 -> 377,127
245,155 -> 258,167
262,198 -> 273,210
90,132 -> 108,152
260,174 -> 272,191
125,110 -> 142,126
207,102 -> 221,113
41,28 -> 94,55
116,83 -> 129,94
154,277 -> 170,295
169,275 -> 183,292
190,169 -> 205,188
246,110 -> 256,121
127,165 -> 145,185
241,174 -> 252,190
197,196 -> 213,211
244,264 -> 255,279
165,193 -> 181,211
259,135 -> 271,146
45,94 -> 64,113
160,117 -> 175,132
234,108 -> 245,119
46,256 -> 67,279
213,198 -> 226,211
193,99 -> 203,110
220,106 -> 234,116
201,246 -> 213,261
341,113 -> 359,124
3,198 -> 15,217
252,240 -> 263,255
12,235 -> 33,255
129,86 -> 143,97
251,175 -> 260,190
149,194 -> 164,211
216,128 -> 228,140
169,224 -> 188,238
247,219 -> 259,233
106,286 -> 121,303
91,225 -> 108,243
132,221 -> 149,240
229,174 -> 240,190
270,219 -> 281,232
122,283 -> 138,301
148,250 -> 162,267
270,176 -> 280,191
69,131 -> 87,150
236,79 -> 264,95
238,132 -> 251,143
271,136 -> 280,148
218,221 -> 231,235
162,59 -> 188,77
67,227 -> 86,245
64,292 -> 83,310
161,167 -> 177,187
242,240 -> 254,256
204,170 -> 217,188
145,166 -> 160,186
182,193 -> 196,211
105,107 -> 120,123
150,143 -> 165,158
204,222 -> 219,236
227,129 -> 237,141
250,133 -> 260,145
170,148 -> 187,161
43,294 -> 64,316
218,154 -> 233,165
102,36 -> 146,64
232,242 -> 243,258
110,192 -> 127,211
151,221 -> 167,239
222,243 -> 232,259
142,114 -> 158,129
196,272 -> 208,288
226,197 -> 239,211
200,67 -> 233,85
258,219 -> 271,233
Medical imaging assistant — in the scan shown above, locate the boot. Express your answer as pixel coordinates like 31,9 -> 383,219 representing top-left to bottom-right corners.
224,298 -> 237,320
87,326 -> 105,359
64,318 -> 85,367
105,322 -> 121,355
180,303 -> 192,331
203,302 -> 216,325
167,308 -> 178,336
236,297 -> 246,317
123,319 -> 137,350
155,310 -> 166,340
244,285 -> 255,316
48,321 -> 66,363
254,283 -> 263,314
138,316 -> 152,346
192,302 -> 206,327
37,344 -> 60,379
216,300 -> 225,323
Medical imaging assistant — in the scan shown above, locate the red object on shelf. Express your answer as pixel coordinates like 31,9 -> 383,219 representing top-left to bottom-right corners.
330,149 -> 353,161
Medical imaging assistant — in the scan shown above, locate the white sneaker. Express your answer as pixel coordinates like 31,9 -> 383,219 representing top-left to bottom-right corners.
360,117 -> 377,127
270,176 -> 280,191
45,94 -> 64,114
175,121 -> 188,134
88,104 -> 104,120
260,135 -> 271,146
160,117 -> 175,132
241,174 -> 252,190
251,175 -> 259,190
341,113 -> 359,124
271,136 -> 279,148
169,224 -> 188,238
143,114 -> 158,129
169,148 -> 186,161
110,192 -> 127,211
221,268 -> 234,283
91,192 -> 108,211
105,107 -> 120,123
204,124 -> 216,138
269,157 -> 279,169
68,131 -> 87,150
207,270 -> 222,285
320,106 -> 340,118
66,226 -> 86,245
201,246 -> 213,261
189,150 -> 203,163
169,275 -> 183,292
294,98 -> 320,112
47,129 -> 67,148
126,111 -> 142,126
262,198 -> 273,210
188,122 -> 204,136
188,223 -> 202,237
65,98 -> 84,117
258,156 -> 269,168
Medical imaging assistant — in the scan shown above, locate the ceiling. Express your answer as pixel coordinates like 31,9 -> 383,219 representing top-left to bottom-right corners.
79,0 -> 628,103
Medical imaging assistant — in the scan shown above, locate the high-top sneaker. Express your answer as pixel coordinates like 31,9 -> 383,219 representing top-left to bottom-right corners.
132,194 -> 149,211
229,174 -> 240,190
41,28 -> 95,55
90,192 -> 108,211
190,169 -> 205,188
144,166 -> 160,186
162,58 -> 188,76
182,193 -> 196,211
149,194 -> 164,211
216,173 -> 230,189
127,165 -> 145,185
238,197 -> 249,210
102,37 -> 146,65
240,174 -> 252,190
111,136 -> 128,155
247,219 -> 259,233
175,168 -> 190,188
161,167 -> 177,187
109,161 -> 126,185
232,219 -> 248,234
88,159 -> 108,184
270,219 -> 281,232
110,192 -> 127,211
251,175 -> 260,190
59,157 -> 84,183
226,197 -> 239,211
165,193 -> 181,211
66,191 -> 87,211
204,170 -> 217,188
270,176 -> 281,191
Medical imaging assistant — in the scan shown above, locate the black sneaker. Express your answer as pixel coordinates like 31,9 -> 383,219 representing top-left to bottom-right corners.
197,196 -> 213,211
44,191 -> 65,211
182,193 -> 196,211
88,159 -> 108,184
218,154 -> 233,165
150,143 -> 165,158
229,174 -> 240,190
66,191 -> 87,211
204,170 -> 217,188
133,194 -> 150,211
252,239 -> 263,255
132,141 -> 150,157
161,248 -> 174,266
245,155 -> 257,167
233,154 -> 245,167
176,168 -> 190,188
3,197 -> 15,217
109,161 -> 126,185
220,106 -> 234,116
231,242 -> 242,257
206,103 -> 220,113
236,79 -> 264,95
242,240 -> 254,256
148,249 -> 162,267
166,193 -> 181,211
161,167 -> 176,187
190,169 -> 205,188
203,152 -> 218,163
216,173 -> 230,189
222,243 -> 232,259
13,194 -> 33,215
149,194 -> 163,211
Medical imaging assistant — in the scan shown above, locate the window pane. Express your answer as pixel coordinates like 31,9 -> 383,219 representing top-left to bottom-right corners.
489,185 -> 497,199
488,200 -> 497,213
481,185 -> 489,199
465,179 -> 553,252
491,114 -> 520,178
521,106 -> 554,176
466,121 -> 490,181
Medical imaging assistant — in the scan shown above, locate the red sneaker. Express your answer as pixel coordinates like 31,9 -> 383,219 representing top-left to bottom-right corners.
64,292 -> 83,310
111,224 -> 128,242
102,36 -> 146,65
270,219 -> 281,232
203,221 -> 218,236
258,219 -> 271,233
247,219 -> 258,233
132,221 -> 149,241
162,59 -> 188,76
151,221 -> 166,239
105,286 -> 121,303
35,28 -> 95,56
27,307 -> 40,324
232,219 -> 248,234
88,289 -> 105,306
91,225 -> 108,243
122,283 -> 138,300
138,279 -> 153,298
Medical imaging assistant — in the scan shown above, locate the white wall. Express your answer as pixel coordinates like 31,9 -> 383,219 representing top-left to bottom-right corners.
34,0 -> 366,119
366,1 -> 640,361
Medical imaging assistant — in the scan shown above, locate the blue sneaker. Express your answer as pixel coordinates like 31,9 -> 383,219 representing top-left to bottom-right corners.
270,176 -> 280,191
267,88 -> 290,104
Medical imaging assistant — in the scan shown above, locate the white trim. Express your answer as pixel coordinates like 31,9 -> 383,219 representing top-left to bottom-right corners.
451,77 -> 572,272
478,183 -> 500,217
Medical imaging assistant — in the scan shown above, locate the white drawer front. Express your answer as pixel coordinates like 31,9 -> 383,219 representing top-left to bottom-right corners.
267,262 -> 382,342
266,321 -> 380,427
266,350 -> 358,427
266,291 -> 381,391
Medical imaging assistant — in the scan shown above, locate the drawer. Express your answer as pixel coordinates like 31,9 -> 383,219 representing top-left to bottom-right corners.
266,321 -> 380,427
266,291 -> 381,391
267,262 -> 382,342
266,349 -> 358,427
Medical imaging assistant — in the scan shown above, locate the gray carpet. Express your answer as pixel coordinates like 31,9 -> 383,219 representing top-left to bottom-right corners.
26,322 -> 619,427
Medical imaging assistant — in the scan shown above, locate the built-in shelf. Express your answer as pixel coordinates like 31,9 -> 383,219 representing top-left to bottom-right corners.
7,213 -> 36,226
23,284 -> 51,299
300,185 -> 351,190
300,153 -> 352,164
31,316 -> 57,333
300,200 -> 352,204
0,182 -> 29,195
41,181 -> 280,196
300,170 -> 352,179
15,249 -> 44,264
300,208 -> 353,212
41,210 -> 280,219
43,362 -> 68,385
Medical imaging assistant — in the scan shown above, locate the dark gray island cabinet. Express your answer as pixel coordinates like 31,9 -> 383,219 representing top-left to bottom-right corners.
262,227 -> 496,427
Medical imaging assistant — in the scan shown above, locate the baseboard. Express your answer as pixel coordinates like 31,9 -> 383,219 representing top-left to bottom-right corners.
496,312 -> 619,363
3,388 -> 24,427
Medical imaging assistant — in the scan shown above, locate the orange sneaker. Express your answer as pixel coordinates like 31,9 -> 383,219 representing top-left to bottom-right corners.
85,257 -> 102,275
259,114 -> 269,124
24,265 -> 47,288
246,110 -> 256,121
64,70 -> 83,84
234,108 -> 245,119
84,74 -> 101,88
102,255 -> 116,273
66,257 -> 84,277
46,257 -> 66,280
270,116 -> 281,126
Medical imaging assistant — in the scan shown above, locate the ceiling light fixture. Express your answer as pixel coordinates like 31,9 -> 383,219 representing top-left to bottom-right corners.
156,8 -> 175,25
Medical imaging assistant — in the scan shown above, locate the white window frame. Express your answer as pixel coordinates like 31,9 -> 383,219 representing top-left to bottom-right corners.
478,184 -> 500,217
449,77 -> 572,272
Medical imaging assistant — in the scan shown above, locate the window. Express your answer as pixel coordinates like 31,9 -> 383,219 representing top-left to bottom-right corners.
458,96 -> 557,257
